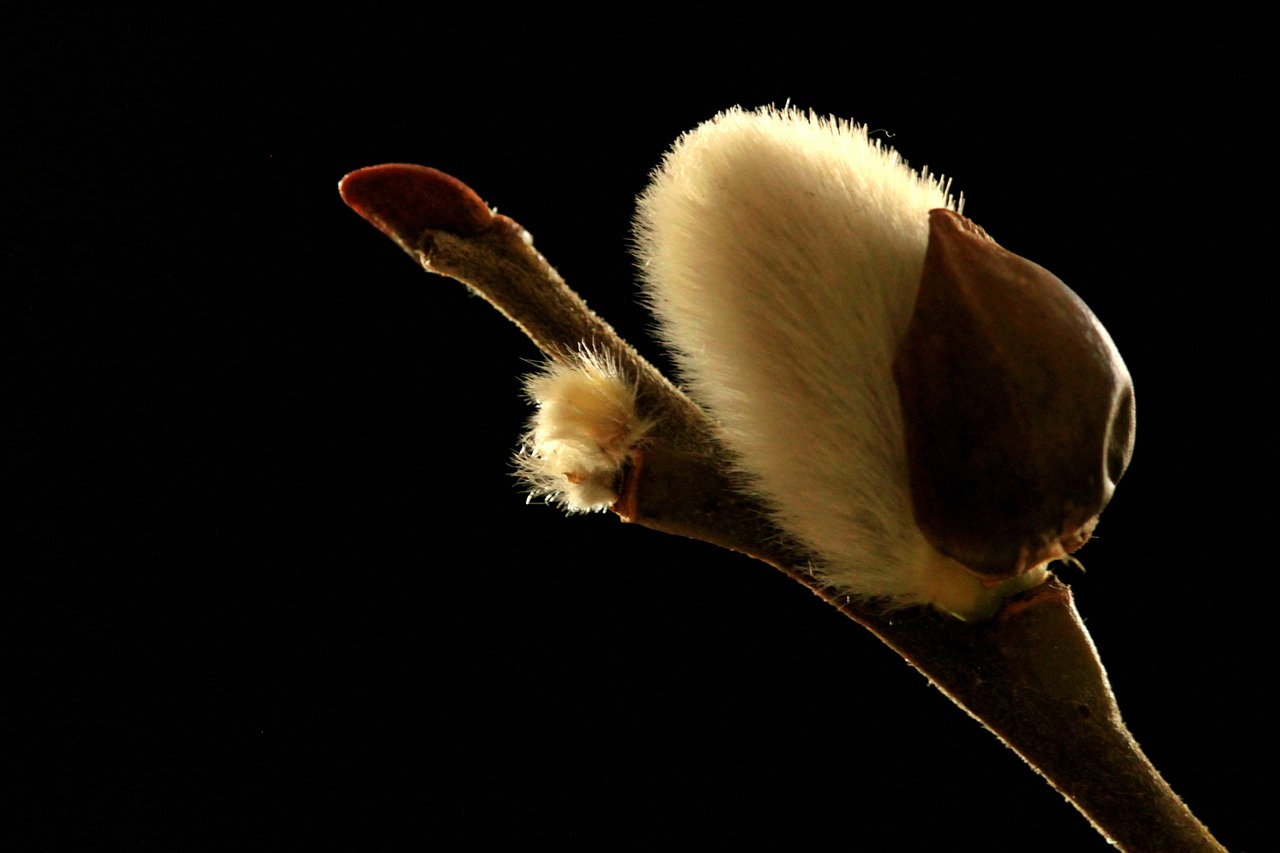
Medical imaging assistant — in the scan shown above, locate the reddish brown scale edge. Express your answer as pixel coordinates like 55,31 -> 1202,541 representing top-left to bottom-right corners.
339,164 -> 494,241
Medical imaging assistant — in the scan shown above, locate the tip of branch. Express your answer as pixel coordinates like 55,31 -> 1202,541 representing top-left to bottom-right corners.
338,165 -> 494,246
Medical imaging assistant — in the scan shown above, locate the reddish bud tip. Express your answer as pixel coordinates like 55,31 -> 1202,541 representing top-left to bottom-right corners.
338,164 -> 494,243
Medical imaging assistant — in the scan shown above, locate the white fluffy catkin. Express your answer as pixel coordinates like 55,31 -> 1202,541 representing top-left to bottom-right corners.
517,351 -> 652,513
635,106 -> 1044,618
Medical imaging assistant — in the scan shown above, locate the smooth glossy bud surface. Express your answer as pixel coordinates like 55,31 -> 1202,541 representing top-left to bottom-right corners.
894,209 -> 1135,578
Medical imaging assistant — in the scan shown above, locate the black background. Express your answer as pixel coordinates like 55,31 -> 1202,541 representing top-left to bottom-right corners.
10,14 -> 1268,850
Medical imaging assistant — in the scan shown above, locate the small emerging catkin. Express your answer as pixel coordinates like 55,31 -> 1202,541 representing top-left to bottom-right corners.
516,351 -> 652,513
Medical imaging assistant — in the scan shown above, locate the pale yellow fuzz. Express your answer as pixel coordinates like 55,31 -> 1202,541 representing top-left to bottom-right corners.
516,352 -> 652,512
636,106 -> 1047,617
915,543 -> 1051,621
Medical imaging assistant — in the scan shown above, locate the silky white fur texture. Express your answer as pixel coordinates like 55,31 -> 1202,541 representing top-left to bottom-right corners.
517,351 -> 652,513
636,106 -> 1043,618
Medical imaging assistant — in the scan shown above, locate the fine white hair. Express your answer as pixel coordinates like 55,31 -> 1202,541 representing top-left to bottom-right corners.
516,350 -> 652,513
635,106 -> 1039,617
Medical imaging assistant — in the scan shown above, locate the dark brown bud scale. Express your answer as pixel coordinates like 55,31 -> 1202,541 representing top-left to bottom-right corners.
894,209 -> 1135,579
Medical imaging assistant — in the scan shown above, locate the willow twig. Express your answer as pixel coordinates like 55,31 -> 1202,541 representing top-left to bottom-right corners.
340,164 -> 1225,852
